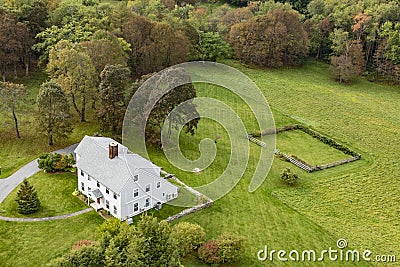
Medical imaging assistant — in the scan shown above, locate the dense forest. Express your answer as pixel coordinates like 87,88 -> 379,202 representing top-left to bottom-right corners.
1,0 -> 400,142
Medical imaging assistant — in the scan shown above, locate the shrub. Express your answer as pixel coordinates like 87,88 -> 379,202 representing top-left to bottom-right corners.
216,233 -> 244,263
280,168 -> 298,186
198,240 -> 220,264
38,153 -> 75,172
48,245 -> 104,267
72,240 -> 96,251
171,222 -> 206,257
96,217 -> 126,239
250,130 -> 261,137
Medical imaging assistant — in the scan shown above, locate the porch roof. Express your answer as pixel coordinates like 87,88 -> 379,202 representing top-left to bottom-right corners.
91,189 -> 103,199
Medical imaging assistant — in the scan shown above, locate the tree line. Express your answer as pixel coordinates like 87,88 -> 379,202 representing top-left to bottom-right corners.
1,0 -> 400,144
49,215 -> 243,266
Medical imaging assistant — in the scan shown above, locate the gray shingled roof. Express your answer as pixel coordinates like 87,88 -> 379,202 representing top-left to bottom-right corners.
90,189 -> 103,198
74,136 -> 159,193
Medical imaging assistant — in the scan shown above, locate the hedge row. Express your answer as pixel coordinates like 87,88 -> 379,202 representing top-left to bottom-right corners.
295,125 -> 361,158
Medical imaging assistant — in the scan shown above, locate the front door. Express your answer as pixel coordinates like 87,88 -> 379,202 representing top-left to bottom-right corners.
97,198 -> 100,204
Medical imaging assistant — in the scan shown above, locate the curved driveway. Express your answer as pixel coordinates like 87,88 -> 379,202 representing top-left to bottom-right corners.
0,144 -> 78,204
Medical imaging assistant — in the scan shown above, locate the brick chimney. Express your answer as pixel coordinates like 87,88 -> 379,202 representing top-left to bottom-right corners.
109,142 -> 118,159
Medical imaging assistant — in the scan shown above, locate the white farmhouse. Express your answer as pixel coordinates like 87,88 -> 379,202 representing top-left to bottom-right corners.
74,135 -> 178,221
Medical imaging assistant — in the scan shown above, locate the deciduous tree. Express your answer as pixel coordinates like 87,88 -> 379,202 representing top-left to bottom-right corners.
170,222 -> 206,257
215,233 -> 244,264
121,15 -> 190,77
195,31 -> 232,61
97,64 -> 130,137
36,80 -> 72,146
374,22 -> 400,84
129,67 -> 199,146
330,29 -> 365,83
0,11 -> 27,81
33,23 -> 94,64
304,16 -> 333,59
228,9 -> 309,67
0,82 -> 26,138
219,7 -> 253,35
379,21 -> 400,64
81,31 -> 129,77
125,215 -> 180,266
49,245 -> 104,267
46,40 -> 97,122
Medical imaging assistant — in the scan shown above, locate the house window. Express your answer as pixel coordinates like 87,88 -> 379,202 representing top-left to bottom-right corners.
133,202 -> 138,212
162,193 -> 165,197
97,182 -> 100,188
156,181 -> 161,188
80,170 -> 84,177
145,184 -> 150,192
106,188 -> 109,194
133,188 -> 139,198
106,200 -> 109,209
88,187 -> 91,192
145,198 -> 150,207
133,175 -> 138,182
113,205 -> 117,214
81,182 -> 84,191
88,176 -> 91,181
113,193 -> 117,200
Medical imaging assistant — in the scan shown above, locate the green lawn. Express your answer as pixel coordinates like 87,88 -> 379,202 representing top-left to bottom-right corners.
277,129 -> 352,166
149,60 -> 397,266
0,171 -> 104,267
146,115 -> 369,265
0,212 -> 103,267
226,59 -> 399,265
0,60 -> 398,266
0,172 -> 87,218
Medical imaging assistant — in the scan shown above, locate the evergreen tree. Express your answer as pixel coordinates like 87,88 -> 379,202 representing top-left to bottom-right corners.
15,180 -> 41,214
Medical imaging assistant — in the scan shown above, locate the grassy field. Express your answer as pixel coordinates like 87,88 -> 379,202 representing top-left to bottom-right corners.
0,60 -> 398,266
0,212 -> 103,266
277,130 -> 352,166
149,60 -> 398,265
143,62 -> 376,266
234,60 -> 400,265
